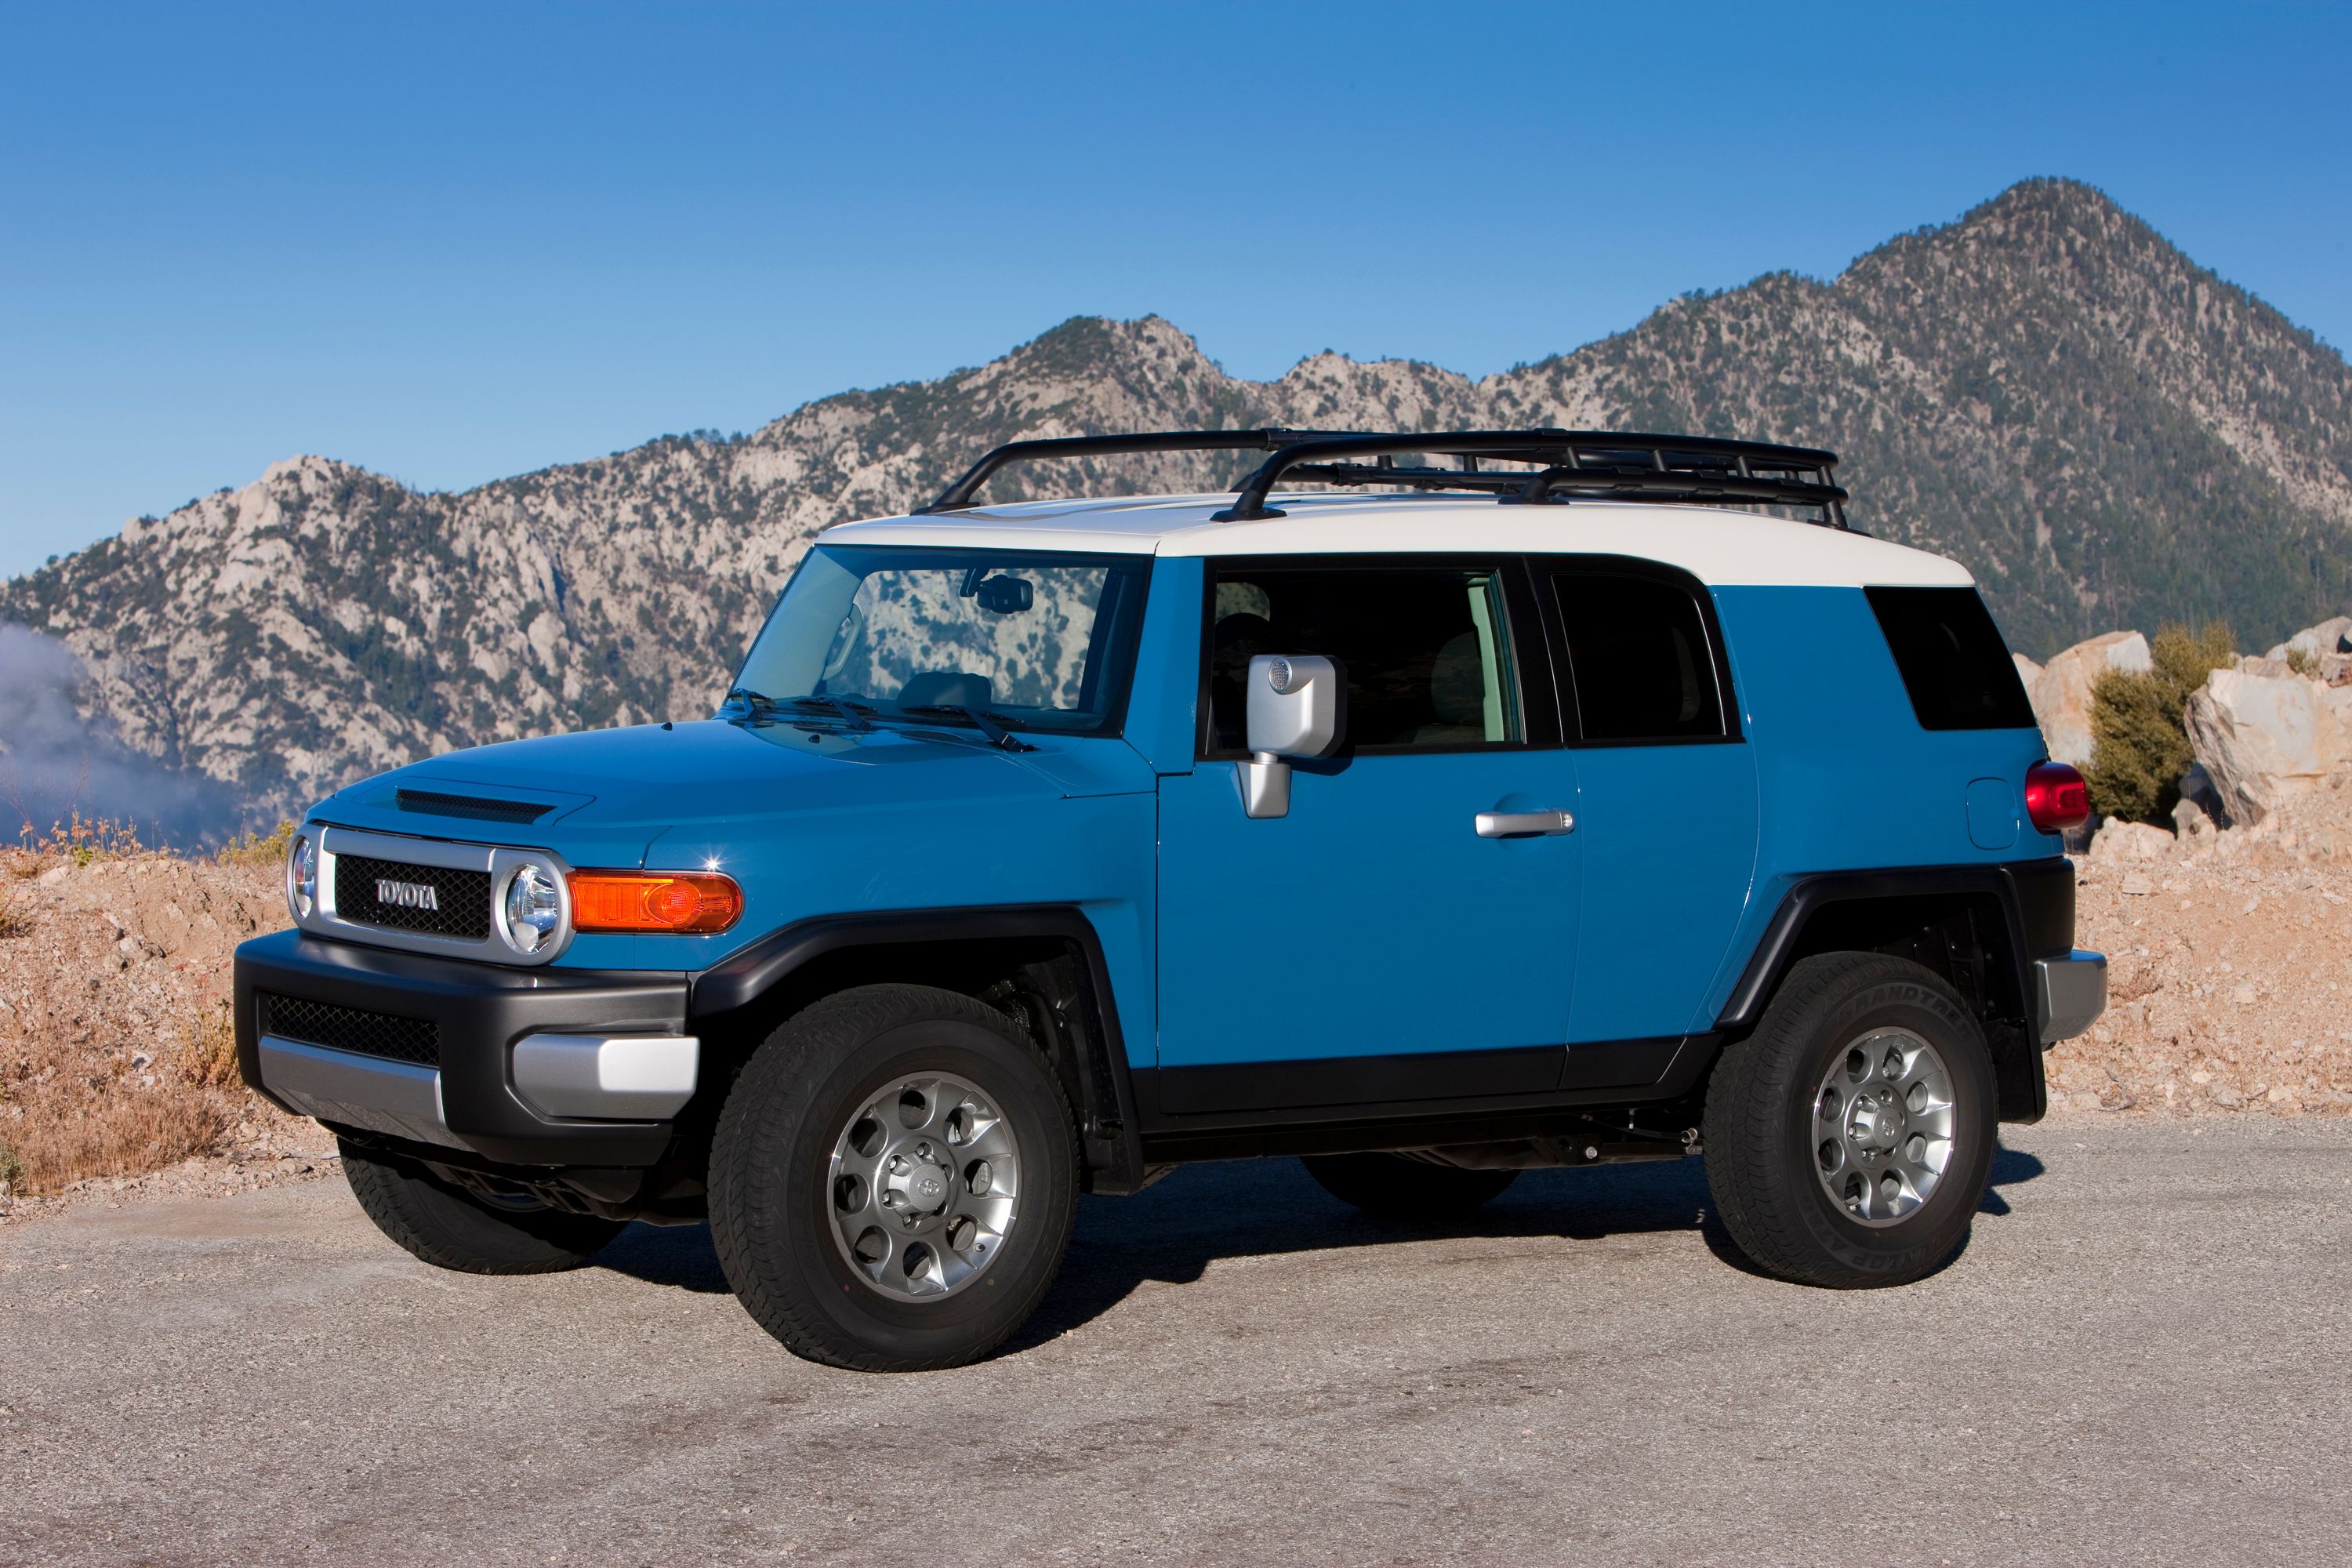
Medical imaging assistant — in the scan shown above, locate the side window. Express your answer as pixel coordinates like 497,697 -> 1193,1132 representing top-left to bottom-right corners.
1552,572 -> 1729,742
1864,586 -> 2036,731
1204,563 -> 1522,754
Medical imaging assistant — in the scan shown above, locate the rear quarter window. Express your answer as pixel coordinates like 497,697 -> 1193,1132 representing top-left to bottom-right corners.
1866,586 -> 2036,731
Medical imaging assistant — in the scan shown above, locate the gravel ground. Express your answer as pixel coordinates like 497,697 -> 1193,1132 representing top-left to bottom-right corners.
4,1115 -> 2347,1566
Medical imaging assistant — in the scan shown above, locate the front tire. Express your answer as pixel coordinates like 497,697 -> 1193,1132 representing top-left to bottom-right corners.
1302,1152 -> 1519,1219
339,1141 -> 625,1274
708,984 -> 1080,1372
1703,953 -> 1998,1288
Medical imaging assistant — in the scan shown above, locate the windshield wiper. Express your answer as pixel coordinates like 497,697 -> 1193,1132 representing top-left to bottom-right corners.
899,704 -> 1034,752
724,688 -> 878,731
724,684 -> 779,711
786,695 -> 879,731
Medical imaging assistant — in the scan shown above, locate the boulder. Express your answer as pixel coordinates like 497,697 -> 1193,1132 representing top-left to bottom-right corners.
2012,652 -> 2044,692
2088,818 -> 2176,862
2183,666 -> 2352,825
2263,615 -> 2352,683
2027,631 -> 2151,767
2177,760 -> 2229,828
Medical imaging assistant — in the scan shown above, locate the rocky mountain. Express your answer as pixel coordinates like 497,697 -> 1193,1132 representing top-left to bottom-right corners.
6,177 -> 2351,825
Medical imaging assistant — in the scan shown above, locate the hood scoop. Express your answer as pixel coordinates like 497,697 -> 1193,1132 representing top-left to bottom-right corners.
394,787 -> 554,826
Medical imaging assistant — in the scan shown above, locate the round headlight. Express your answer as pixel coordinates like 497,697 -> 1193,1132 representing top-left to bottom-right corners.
503,862 -> 563,954
285,833 -> 317,921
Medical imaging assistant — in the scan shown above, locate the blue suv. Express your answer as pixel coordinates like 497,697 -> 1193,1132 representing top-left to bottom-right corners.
234,429 -> 2107,1370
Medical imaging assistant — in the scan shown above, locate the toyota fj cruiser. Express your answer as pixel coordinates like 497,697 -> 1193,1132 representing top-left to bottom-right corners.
234,428 -> 2105,1371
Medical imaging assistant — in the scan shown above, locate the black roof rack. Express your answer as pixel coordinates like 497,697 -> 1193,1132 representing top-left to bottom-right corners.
1214,430 -> 1848,528
915,429 -> 1363,514
920,426 -> 1849,530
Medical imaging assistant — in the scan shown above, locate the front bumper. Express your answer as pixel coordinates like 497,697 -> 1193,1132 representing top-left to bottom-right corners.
235,928 -> 694,1167
2034,949 -> 2107,1046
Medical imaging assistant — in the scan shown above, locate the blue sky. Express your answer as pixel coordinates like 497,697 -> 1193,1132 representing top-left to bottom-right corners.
3,0 -> 2348,579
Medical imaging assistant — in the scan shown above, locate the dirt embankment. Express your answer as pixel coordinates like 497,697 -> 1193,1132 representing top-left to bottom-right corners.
0,850 -> 324,1213
2051,773 -> 2352,1113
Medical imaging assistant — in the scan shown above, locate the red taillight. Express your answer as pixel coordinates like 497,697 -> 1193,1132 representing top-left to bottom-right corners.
2024,760 -> 2090,834
569,870 -> 742,934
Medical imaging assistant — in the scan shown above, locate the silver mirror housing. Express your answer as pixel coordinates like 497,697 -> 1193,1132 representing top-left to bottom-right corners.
1242,654 -> 1342,819
1246,654 -> 1341,758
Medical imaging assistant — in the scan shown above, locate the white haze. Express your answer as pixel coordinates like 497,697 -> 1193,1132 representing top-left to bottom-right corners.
0,624 -> 247,850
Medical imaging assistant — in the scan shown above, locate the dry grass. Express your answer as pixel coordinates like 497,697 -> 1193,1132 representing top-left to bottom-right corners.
10,810 -> 159,868
0,818 -> 315,1196
1,1053 -> 241,1196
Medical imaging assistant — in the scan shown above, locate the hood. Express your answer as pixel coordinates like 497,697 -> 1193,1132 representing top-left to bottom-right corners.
310,718 -> 1152,865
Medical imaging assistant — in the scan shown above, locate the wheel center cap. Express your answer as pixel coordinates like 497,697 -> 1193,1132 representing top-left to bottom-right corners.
885,1156 -> 956,1215
1848,1093 -> 1905,1150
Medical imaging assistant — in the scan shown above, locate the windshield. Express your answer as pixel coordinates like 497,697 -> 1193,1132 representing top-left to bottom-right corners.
728,546 -> 1152,736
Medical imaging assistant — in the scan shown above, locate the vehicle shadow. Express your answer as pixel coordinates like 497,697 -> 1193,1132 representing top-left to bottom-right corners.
590,1143 -> 2050,1333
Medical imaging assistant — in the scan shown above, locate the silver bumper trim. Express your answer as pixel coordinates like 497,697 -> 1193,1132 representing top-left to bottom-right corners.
510,1033 -> 700,1121
2034,950 -> 2107,1047
257,1035 -> 465,1149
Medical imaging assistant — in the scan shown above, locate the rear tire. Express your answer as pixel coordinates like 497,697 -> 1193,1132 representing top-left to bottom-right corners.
339,1141 -> 625,1274
1302,1152 -> 1519,1219
1702,952 -> 1998,1288
708,984 -> 1080,1372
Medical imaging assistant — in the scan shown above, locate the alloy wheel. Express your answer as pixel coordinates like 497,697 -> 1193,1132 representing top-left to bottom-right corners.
826,1073 -> 1022,1300
1810,1027 -> 1957,1227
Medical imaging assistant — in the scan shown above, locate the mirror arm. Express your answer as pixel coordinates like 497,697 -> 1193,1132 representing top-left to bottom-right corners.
1241,751 -> 1291,819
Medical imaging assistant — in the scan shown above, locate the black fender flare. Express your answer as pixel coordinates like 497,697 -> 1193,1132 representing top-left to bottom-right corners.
688,904 -> 1150,1192
1715,858 -> 2075,1123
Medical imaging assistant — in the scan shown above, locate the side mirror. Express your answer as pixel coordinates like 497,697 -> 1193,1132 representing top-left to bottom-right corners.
1241,654 -> 1342,818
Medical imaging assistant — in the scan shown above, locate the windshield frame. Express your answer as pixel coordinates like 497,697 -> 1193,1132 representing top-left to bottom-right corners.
728,544 -> 1157,741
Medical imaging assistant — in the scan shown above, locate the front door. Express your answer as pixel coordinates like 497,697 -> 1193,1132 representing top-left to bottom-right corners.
1154,556 -> 1581,1113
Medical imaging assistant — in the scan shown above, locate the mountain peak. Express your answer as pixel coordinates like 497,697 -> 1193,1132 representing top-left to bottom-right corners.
7,183 -> 2350,824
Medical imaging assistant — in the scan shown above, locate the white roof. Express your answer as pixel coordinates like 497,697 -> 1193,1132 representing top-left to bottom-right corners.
822,493 -> 1972,590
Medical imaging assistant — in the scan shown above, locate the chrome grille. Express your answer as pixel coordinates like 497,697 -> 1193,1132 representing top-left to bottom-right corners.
334,853 -> 492,940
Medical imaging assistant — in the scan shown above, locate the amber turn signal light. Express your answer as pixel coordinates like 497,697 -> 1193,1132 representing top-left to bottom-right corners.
568,870 -> 742,934
2024,760 -> 2091,834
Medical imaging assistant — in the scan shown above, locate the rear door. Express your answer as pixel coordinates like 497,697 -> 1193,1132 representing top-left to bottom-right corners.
1152,555 -> 1581,1113
1539,557 -> 1759,1046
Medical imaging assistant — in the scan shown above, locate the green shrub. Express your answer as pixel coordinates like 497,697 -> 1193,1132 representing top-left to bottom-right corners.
2085,622 -> 2237,824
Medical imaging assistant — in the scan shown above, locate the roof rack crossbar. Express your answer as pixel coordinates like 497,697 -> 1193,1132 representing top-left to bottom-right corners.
916,428 -> 1366,514
1282,461 -> 1849,514
1210,430 -> 1849,528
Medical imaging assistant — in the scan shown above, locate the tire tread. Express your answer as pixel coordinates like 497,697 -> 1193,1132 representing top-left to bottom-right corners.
341,1144 -> 622,1275
708,984 -> 1078,1372
1702,952 -> 1991,1288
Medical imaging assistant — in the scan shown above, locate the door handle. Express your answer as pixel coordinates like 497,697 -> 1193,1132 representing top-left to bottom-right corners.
1475,808 -> 1576,838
